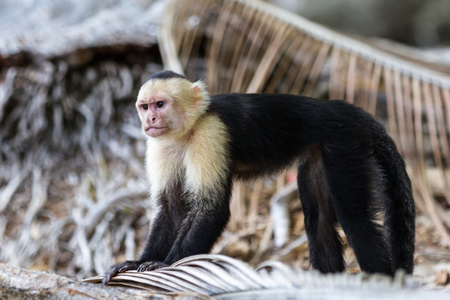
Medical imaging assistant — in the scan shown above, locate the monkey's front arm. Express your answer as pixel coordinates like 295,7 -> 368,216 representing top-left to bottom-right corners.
103,186 -> 232,284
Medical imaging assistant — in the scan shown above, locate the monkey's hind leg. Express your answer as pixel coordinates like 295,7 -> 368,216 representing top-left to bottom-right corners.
297,149 -> 345,273
374,137 -> 415,273
321,145 -> 395,276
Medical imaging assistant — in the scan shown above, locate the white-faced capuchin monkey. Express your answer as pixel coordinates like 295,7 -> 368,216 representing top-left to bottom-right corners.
102,70 -> 415,284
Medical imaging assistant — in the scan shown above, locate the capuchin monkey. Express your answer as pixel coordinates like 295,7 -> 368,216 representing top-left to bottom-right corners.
102,70 -> 415,284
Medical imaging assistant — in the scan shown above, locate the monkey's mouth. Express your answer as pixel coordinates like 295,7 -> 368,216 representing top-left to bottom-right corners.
145,127 -> 168,137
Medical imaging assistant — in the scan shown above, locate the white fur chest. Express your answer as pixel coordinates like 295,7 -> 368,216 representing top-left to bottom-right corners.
145,138 -> 186,201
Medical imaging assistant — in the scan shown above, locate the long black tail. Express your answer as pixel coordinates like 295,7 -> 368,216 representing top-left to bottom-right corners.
373,131 -> 415,273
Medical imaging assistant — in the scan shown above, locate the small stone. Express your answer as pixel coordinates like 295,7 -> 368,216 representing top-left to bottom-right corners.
435,270 -> 449,285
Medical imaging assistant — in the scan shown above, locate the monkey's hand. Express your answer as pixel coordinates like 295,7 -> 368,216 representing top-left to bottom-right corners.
102,260 -> 139,285
102,260 -> 170,284
136,261 -> 169,272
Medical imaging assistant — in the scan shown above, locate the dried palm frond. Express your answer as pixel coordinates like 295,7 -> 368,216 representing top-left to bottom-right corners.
84,254 -> 450,299
159,0 -> 450,245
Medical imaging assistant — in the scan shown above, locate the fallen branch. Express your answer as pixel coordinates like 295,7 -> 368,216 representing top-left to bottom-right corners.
0,262 -> 208,299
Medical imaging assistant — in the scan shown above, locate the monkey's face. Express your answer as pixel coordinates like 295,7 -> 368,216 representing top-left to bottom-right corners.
136,82 -> 186,138
136,77 -> 209,139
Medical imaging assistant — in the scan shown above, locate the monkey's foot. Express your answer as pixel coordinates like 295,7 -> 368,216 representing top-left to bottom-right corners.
102,260 -> 139,285
137,261 -> 169,272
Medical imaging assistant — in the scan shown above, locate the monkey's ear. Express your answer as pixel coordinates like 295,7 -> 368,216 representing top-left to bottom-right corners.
190,80 -> 209,101
191,80 -> 206,93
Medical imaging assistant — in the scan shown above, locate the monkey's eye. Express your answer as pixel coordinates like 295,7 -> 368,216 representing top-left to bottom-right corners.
156,101 -> 165,108
142,104 -> 149,110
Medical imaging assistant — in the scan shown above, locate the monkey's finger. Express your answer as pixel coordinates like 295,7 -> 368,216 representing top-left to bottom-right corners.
119,266 -> 131,272
136,263 -> 154,272
102,269 -> 118,285
103,261 -> 139,284
137,261 -> 168,272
